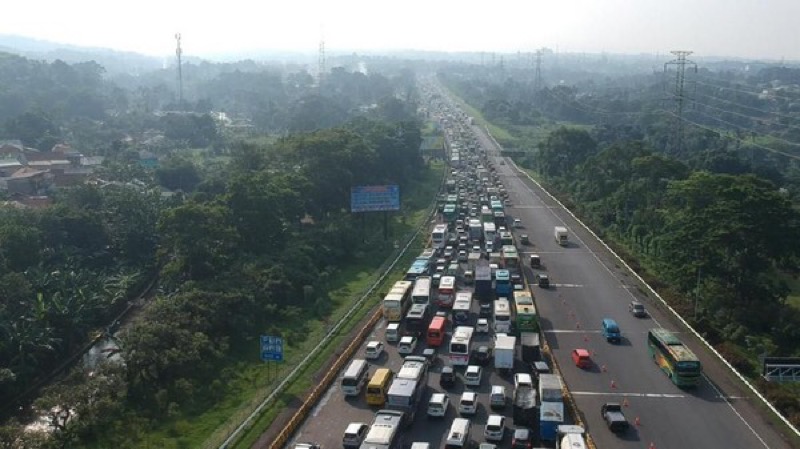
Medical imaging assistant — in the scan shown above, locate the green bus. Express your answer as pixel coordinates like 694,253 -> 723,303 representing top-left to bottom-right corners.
647,328 -> 702,388
514,292 -> 539,334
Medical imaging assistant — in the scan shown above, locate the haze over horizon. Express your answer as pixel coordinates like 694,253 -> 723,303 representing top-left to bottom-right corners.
4,0 -> 800,61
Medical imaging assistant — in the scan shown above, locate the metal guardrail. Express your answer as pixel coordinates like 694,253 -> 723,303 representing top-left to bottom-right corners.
213,161 -> 449,449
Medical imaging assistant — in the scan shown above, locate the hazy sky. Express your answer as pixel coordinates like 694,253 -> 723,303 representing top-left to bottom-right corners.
4,0 -> 799,60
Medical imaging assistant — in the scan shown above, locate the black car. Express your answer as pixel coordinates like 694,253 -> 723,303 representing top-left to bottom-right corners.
479,302 -> 492,317
536,273 -> 550,288
440,366 -> 456,389
471,345 -> 493,366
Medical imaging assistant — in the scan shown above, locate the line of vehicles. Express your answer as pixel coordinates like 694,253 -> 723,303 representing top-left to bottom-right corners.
290,83 -> 704,449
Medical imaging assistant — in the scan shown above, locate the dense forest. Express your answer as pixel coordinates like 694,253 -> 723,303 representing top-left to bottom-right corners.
0,51 -> 429,448
441,58 -> 800,424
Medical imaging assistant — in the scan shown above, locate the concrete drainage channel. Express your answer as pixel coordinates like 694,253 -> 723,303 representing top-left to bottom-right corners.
216,172 -> 447,449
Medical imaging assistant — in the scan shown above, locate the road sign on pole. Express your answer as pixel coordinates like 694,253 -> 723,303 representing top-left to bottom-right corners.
260,335 -> 284,362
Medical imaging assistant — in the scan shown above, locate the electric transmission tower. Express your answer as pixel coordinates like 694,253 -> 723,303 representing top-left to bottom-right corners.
664,50 -> 697,154
318,38 -> 326,91
175,33 -> 183,109
533,50 -> 543,99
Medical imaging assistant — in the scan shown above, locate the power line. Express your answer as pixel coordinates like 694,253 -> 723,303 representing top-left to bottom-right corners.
688,106 -> 800,148
695,75 -> 800,103
683,94 -> 800,138
661,109 -> 800,160
693,91 -> 800,123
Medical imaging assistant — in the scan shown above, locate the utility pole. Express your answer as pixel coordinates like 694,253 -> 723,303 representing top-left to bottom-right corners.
175,33 -> 183,109
664,50 -> 697,154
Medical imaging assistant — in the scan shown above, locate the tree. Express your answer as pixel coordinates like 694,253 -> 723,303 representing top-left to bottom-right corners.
537,127 -> 598,179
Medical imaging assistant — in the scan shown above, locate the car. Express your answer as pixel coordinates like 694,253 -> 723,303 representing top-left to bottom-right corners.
479,302 -> 492,317
463,365 -> 483,387
472,245 -> 482,253
504,199 -> 511,206
572,348 -> 591,369
513,218 -> 522,228
485,241 -> 494,253
365,341 -> 384,360
529,254 -> 541,268
398,336 -> 418,355
471,345 -> 492,366
458,391 -> 478,415
440,366 -> 456,389
484,414 -> 506,442
630,300 -> 647,317
601,318 -> 622,343
458,250 -> 468,262
478,444 -> 497,449
489,385 -> 508,410
514,373 -> 533,391
432,273 -> 442,286
510,273 -> 522,285
427,393 -> 450,418
519,234 -> 528,245
535,273 -> 550,288
475,318 -> 490,333
294,443 -> 321,449
342,422 -> 369,449
510,428 -> 532,449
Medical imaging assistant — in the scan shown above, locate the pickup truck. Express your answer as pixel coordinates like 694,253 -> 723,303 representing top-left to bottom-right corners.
601,403 -> 629,433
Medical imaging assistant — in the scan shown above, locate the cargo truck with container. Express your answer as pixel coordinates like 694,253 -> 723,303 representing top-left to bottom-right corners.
539,373 -> 563,403
494,334 -> 516,373
475,265 -> 493,301
540,401 -> 565,442
554,226 -> 568,246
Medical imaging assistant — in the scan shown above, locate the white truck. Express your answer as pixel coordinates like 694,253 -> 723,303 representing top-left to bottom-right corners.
539,373 -> 564,403
554,226 -> 568,246
494,334 -> 516,371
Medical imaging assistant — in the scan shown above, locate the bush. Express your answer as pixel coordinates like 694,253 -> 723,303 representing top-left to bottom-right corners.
715,341 -> 755,377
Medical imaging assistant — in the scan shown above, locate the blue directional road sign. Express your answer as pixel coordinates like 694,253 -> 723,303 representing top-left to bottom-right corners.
260,335 -> 284,362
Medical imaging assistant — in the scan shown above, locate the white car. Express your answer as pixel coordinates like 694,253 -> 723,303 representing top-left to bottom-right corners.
484,414 -> 506,442
365,341 -> 384,360
398,336 -> 418,356
426,392 -> 450,418
476,318 -> 490,333
513,218 -> 522,228
463,365 -> 482,387
458,391 -> 478,415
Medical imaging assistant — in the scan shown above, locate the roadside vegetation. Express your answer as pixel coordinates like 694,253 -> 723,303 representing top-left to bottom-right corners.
0,51 -> 441,449
441,61 -> 800,429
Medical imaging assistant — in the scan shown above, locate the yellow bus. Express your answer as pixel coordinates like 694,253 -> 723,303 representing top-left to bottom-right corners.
382,280 -> 413,321
366,368 -> 394,406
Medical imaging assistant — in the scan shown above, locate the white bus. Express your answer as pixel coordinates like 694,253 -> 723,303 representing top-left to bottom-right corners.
449,326 -> 475,366
493,298 -> 512,334
382,280 -> 413,322
437,276 -> 456,308
453,292 -> 473,326
412,277 -> 432,306
483,222 -> 496,245
364,409 -> 405,447
432,224 -> 448,249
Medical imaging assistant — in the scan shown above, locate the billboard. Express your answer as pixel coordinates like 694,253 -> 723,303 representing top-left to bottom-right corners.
351,185 -> 400,212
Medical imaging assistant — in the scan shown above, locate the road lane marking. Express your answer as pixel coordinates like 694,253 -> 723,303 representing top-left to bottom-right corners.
544,330 -> 602,334
571,391 -> 686,399
553,283 -> 584,288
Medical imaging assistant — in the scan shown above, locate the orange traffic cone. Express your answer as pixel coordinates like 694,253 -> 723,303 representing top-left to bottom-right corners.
648,442 -> 654,449
601,364 -> 607,373
622,397 -> 629,407
635,416 -> 642,427
610,379 -> 617,389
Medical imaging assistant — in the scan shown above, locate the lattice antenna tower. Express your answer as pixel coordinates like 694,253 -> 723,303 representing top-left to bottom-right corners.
175,33 -> 183,109
663,50 -> 697,154
533,50 -> 543,99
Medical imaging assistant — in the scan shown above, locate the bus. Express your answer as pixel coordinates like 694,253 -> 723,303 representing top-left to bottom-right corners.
437,276 -> 456,308
364,409 -> 405,447
443,204 -> 457,223
494,211 -> 506,228
495,269 -> 512,297
452,292 -> 473,326
366,368 -> 394,406
412,276 -> 432,306
481,206 -> 493,224
387,379 -> 424,426
647,328 -> 703,388
427,315 -> 447,347
382,280 -> 413,322
501,245 -> 520,272
405,259 -> 429,281
432,224 -> 448,249
397,356 -> 429,384
449,326 -> 475,366
483,222 -> 497,245
493,298 -> 512,334
404,303 -> 430,337
514,293 -> 539,334
499,230 -> 513,246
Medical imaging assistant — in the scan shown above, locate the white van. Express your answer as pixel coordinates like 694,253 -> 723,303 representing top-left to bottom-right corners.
445,417 -> 471,449
385,323 -> 400,343
341,359 -> 369,396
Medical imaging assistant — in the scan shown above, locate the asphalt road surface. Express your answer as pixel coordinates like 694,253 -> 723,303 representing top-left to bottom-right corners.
478,125 -> 794,449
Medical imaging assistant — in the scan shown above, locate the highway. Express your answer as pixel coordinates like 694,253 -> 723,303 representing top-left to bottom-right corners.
479,126 -> 794,449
